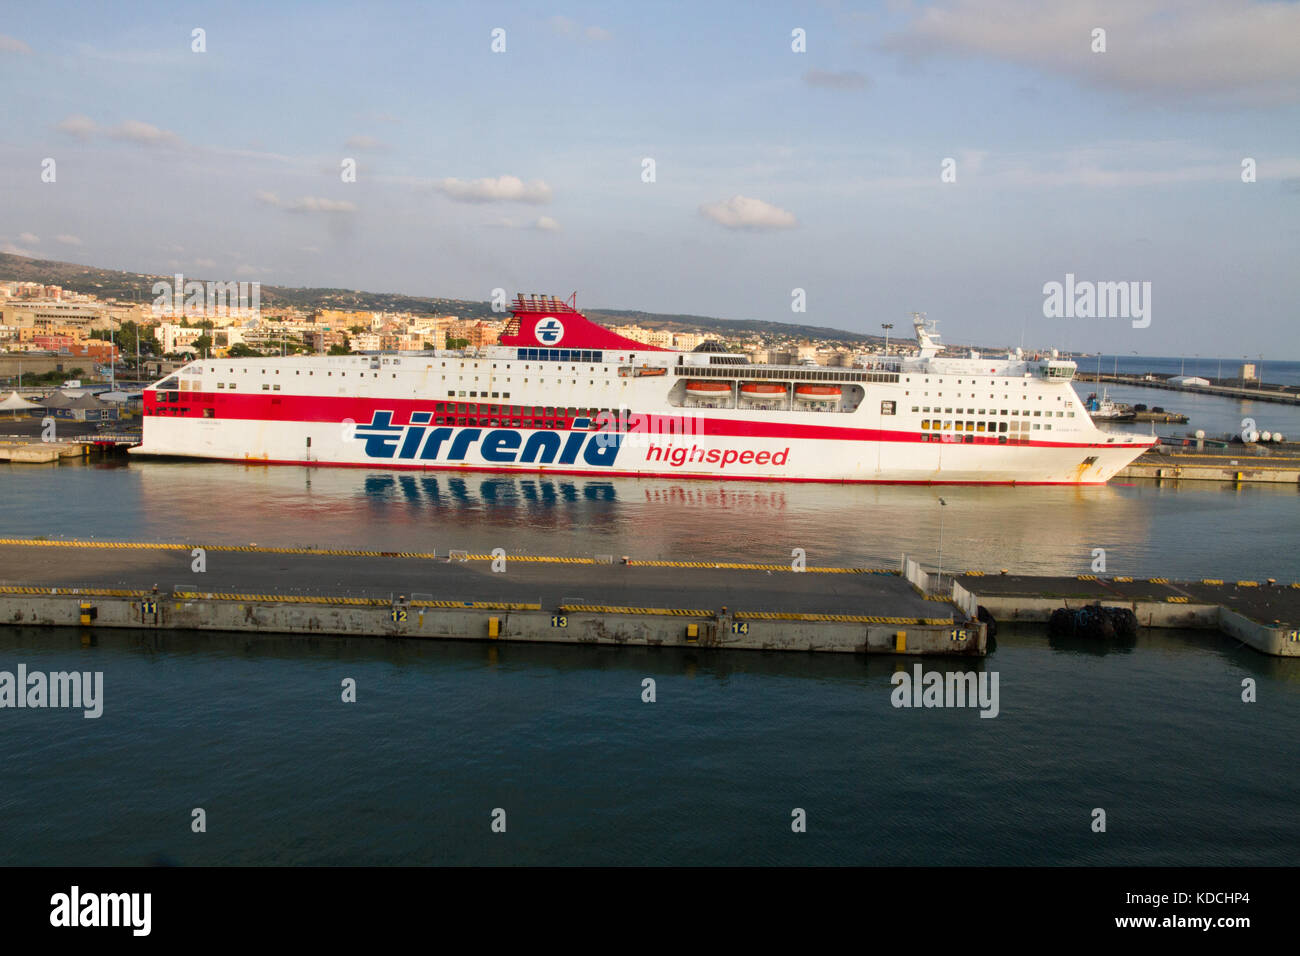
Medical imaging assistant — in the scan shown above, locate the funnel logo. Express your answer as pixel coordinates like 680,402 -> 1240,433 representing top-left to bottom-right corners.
535,317 -> 565,344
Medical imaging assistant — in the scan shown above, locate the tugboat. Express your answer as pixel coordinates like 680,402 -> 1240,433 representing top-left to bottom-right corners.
1084,389 -> 1136,422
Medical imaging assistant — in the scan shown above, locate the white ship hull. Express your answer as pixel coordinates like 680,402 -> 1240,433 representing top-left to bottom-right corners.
133,297 -> 1155,484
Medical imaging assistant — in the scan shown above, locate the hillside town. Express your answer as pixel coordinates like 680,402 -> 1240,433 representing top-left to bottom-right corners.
0,277 -> 915,392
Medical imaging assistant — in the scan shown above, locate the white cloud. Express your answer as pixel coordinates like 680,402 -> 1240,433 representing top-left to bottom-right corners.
192,257 -> 217,268
550,16 -> 611,41
886,0 -> 1300,105
55,234 -> 83,246
56,114 -> 97,139
109,120 -> 184,148
484,216 -> 561,231
699,195 -> 798,230
257,192 -> 357,214
19,232 -> 39,244
345,134 -> 384,150
0,34 -> 31,54
1,243 -> 36,257
803,69 -> 870,90
436,175 -> 553,204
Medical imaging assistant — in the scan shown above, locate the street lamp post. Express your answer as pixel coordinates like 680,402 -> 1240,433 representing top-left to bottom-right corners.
881,323 -> 893,363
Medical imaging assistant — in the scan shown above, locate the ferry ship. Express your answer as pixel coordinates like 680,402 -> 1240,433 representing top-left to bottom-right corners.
131,294 -> 1155,484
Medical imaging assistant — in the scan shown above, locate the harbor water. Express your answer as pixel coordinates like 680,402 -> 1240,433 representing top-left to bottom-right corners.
2,385 -> 1298,865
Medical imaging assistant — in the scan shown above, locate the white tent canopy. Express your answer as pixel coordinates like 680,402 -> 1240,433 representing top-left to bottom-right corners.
0,390 -> 41,410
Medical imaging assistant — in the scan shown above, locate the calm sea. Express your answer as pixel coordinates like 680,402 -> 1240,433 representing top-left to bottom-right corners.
1090,355 -> 1300,388
1,386 -> 1297,866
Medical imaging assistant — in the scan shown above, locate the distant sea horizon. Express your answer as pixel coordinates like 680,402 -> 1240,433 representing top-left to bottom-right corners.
1062,354 -> 1300,388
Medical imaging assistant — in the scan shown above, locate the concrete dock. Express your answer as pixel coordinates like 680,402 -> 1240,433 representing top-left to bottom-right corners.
960,572 -> 1300,656
1118,449 -> 1300,483
1078,371 -> 1300,406
0,539 -> 979,656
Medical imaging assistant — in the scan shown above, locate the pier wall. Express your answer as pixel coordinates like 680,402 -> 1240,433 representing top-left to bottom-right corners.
0,590 -> 985,656
973,594 -> 1296,657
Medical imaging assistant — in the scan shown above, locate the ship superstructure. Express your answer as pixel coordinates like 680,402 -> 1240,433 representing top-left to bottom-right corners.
132,295 -> 1154,484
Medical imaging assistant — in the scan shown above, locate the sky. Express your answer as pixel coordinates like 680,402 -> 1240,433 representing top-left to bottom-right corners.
1,0 -> 1298,358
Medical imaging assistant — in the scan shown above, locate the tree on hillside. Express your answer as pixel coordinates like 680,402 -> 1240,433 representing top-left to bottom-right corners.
91,321 -> 159,358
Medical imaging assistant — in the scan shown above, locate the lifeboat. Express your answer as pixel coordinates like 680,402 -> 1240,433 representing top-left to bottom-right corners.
740,383 -> 785,395
794,385 -> 841,398
684,381 -> 732,393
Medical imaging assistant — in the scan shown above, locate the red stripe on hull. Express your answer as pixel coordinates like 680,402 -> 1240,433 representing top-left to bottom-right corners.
145,393 -> 1150,452
143,453 -> 1108,486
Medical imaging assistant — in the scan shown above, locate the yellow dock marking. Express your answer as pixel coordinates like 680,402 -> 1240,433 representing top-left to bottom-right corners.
1166,596 -> 1190,603
410,600 -> 541,611
0,585 -> 152,598
559,605 -> 713,617
1147,577 -> 1169,584
1077,574 -> 1097,581
735,611 -> 952,625
0,539 -> 893,573
1112,576 -> 1134,583
1201,579 -> 1224,586
625,560 -> 893,573
168,591 -> 542,610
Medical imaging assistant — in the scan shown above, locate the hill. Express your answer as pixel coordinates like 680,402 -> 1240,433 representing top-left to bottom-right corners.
0,252 -> 885,345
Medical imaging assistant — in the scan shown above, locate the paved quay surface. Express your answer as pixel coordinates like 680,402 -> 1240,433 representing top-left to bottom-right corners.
0,539 -> 947,622
960,573 -> 1300,627
1137,450 -> 1300,469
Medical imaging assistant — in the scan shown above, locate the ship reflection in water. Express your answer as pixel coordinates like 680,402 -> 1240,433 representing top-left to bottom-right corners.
112,460 -> 1167,576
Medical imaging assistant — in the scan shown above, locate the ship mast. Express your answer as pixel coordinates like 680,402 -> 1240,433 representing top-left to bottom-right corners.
913,311 -> 942,360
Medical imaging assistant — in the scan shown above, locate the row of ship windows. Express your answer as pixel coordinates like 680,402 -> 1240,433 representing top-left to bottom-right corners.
910,378 -> 1035,385
428,402 -> 613,419
921,420 -> 1053,432
149,400 -> 625,423
921,434 -> 1025,444
910,392 -> 1052,400
202,364 -> 611,374
199,375 -> 620,391
152,407 -> 214,417
911,406 -> 1074,418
